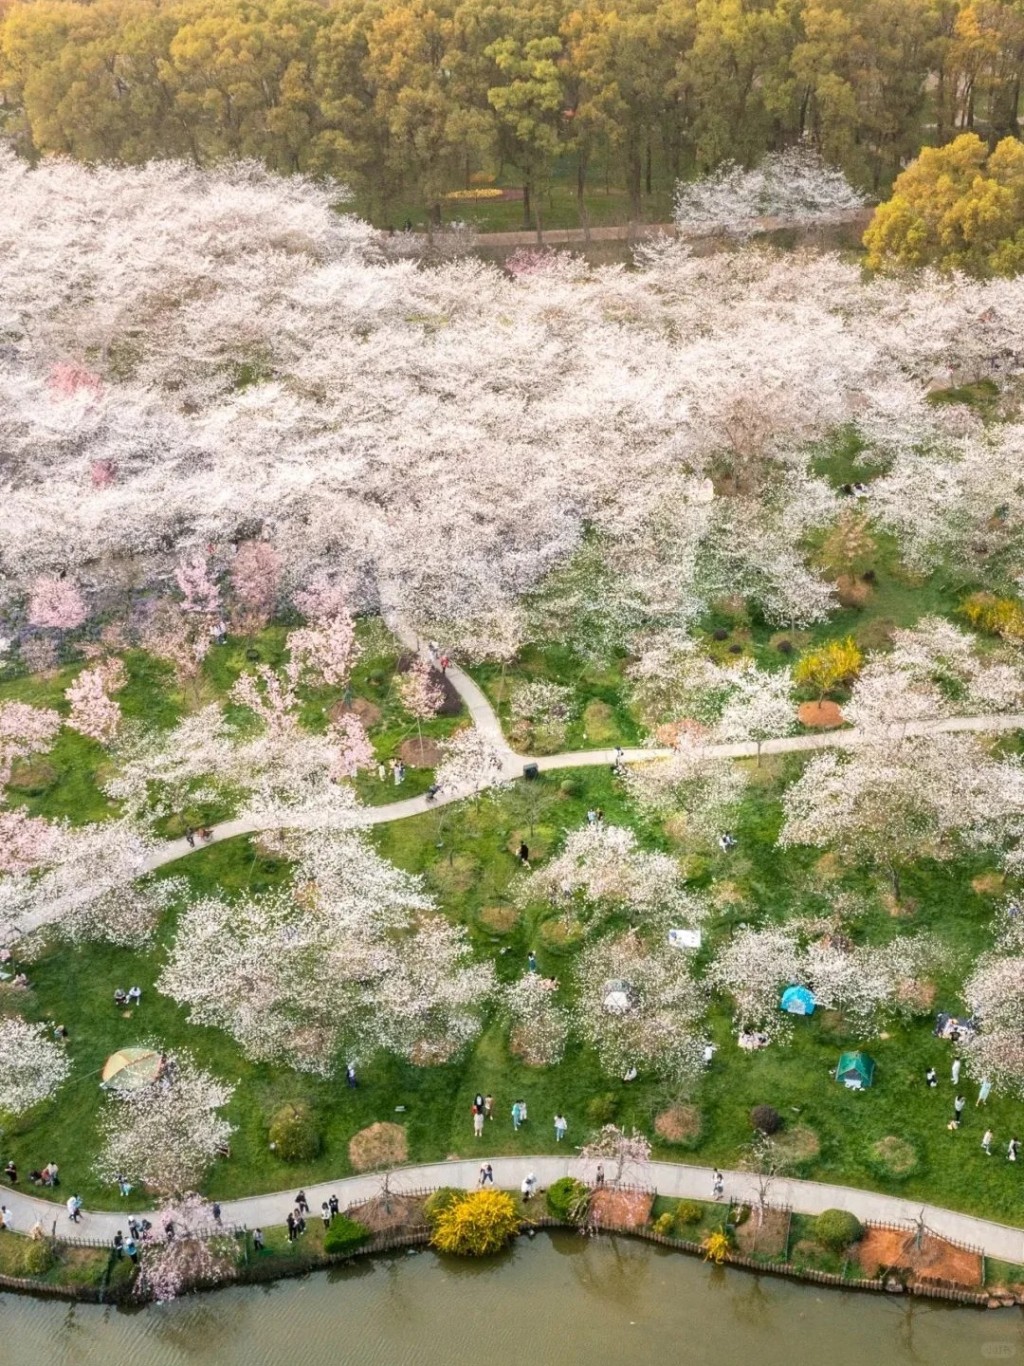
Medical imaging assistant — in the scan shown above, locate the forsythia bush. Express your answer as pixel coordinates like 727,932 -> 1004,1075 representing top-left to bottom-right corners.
961,592 -> 1024,644
793,636 -> 862,699
701,1230 -> 731,1264
442,188 -> 504,200
430,1189 -> 521,1256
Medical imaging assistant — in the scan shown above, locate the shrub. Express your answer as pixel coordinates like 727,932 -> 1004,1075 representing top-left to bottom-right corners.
814,1209 -> 863,1252
750,1105 -> 782,1135
961,592 -> 1024,643
793,637 -> 862,700
652,1212 -> 675,1236
546,1177 -> 588,1224
586,1093 -> 618,1126
702,1230 -> 731,1264
6,758 -> 58,795
18,1239 -> 54,1276
430,1189 -> 521,1257
424,1187 -> 464,1225
324,1215 -> 370,1256
559,779 -> 582,797
268,1102 -> 322,1162
675,1200 -> 704,1227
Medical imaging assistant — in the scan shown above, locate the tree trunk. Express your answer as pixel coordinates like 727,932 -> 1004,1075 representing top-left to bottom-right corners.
523,182 -> 531,229
645,136 -> 652,196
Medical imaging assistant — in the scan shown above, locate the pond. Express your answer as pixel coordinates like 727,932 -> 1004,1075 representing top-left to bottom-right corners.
4,1232 -> 1022,1366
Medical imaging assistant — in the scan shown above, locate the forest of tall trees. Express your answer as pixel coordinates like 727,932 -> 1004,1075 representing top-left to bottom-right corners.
2,0 -> 1023,225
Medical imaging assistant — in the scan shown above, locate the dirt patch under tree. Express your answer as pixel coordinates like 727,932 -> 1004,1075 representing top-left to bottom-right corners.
798,700 -> 844,728
654,1104 -> 702,1144
856,1226 -> 983,1286
348,1122 -> 409,1172
399,736 -> 443,767
589,1186 -> 654,1229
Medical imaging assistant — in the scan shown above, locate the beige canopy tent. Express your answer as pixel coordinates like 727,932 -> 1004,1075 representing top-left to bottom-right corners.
100,1047 -> 163,1092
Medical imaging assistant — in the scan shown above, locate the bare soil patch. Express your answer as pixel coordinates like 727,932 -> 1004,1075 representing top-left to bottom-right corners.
813,852 -> 842,882
539,916 -> 583,950
655,1104 -> 702,1144
348,1122 -> 409,1172
972,871 -> 1005,896
589,1186 -> 654,1229
347,1192 -> 427,1234
772,1124 -> 820,1166
856,1226 -> 982,1287
734,1206 -> 789,1257
711,880 -> 745,907
399,736 -> 442,767
330,696 -> 382,730
835,575 -> 873,608
582,700 -> 618,744
428,853 -> 479,894
798,700 -> 844,728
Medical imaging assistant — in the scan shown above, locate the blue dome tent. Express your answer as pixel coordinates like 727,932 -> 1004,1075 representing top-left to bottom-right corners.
780,985 -> 816,1016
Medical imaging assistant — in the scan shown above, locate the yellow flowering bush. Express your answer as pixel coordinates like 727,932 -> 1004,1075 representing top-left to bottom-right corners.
443,188 -> 504,201
429,1188 -> 521,1256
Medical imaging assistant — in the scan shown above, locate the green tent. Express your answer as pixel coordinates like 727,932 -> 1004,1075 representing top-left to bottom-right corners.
836,1051 -> 876,1090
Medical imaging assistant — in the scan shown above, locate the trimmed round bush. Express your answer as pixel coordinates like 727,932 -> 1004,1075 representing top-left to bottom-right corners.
324,1215 -> 370,1256
814,1209 -> 863,1252
674,1200 -> 703,1227
546,1177 -> 588,1224
424,1187 -> 465,1225
750,1105 -> 782,1135
559,778 -> 582,797
17,1239 -> 54,1276
268,1102 -> 322,1163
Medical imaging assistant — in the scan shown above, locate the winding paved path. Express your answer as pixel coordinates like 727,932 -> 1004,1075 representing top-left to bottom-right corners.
6,1156 -> 1024,1262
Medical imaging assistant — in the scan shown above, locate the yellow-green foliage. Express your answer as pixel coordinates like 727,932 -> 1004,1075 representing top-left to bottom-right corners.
429,1189 -> 521,1257
793,636 -> 862,699
961,592 -> 1024,643
701,1230 -> 731,1265
865,135 -> 1024,277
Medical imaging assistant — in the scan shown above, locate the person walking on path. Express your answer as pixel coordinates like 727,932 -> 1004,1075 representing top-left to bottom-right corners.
952,1058 -> 962,1086
925,1067 -> 937,1087
329,1195 -> 339,1218
295,1190 -> 310,1214
977,1078 -> 992,1106
1,1206 -> 12,1231
479,1163 -> 493,1187
321,1201 -> 331,1229
253,1228 -> 264,1252
211,1202 -> 221,1225
521,1173 -> 537,1202
473,1106 -> 485,1138
113,1231 -> 124,1259
712,1169 -> 724,1199
67,1195 -> 82,1222
554,1113 -> 568,1143
511,1100 -> 523,1131
1009,1137 -> 1020,1162
185,827 -> 195,848
595,1164 -> 605,1187
286,1212 -> 297,1243
982,1129 -> 994,1155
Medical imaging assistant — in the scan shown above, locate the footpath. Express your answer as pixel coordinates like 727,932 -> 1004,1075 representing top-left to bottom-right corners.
6,1156 -> 1024,1263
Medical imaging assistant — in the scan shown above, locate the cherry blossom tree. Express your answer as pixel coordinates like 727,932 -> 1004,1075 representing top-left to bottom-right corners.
522,823 -> 708,930
713,662 -> 795,763
138,598 -> 211,701
434,727 -> 507,798
287,585 -> 360,689
0,1016 -> 72,1118
136,1194 -> 238,1302
397,658 -> 444,746
175,550 -> 221,617
0,700 -> 61,790
95,1052 -> 234,1195
329,712 -> 375,781
674,146 -> 866,238
0,809 -> 58,874
962,954 -> 1024,1096
27,575 -> 88,631
230,666 -> 299,737
502,973 -> 568,1067
572,930 -> 707,1082
707,927 -> 802,1037
623,733 -> 747,843
578,1124 -> 652,1187
228,539 -> 280,636
64,658 -> 126,743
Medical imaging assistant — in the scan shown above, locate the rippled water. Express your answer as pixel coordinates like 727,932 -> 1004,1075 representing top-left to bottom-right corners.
5,1233 -> 1024,1366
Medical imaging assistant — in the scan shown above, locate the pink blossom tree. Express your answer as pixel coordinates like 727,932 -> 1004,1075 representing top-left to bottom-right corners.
0,809 -> 58,874
329,712 -> 375,781
175,550 -> 221,617
286,601 -> 360,691
229,539 -> 281,637
0,701 -> 62,790
434,727 -> 506,799
578,1124 -> 652,1187
27,575 -> 88,633
64,658 -> 126,743
230,665 -> 299,736
137,1194 -> 238,1302
139,599 -> 211,703
397,658 -> 444,748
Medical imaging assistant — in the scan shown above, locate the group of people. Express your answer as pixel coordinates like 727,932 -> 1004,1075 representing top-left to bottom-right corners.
184,826 -> 215,847
286,1190 -> 340,1241
927,1060 -> 1020,1154
379,759 -> 406,786
471,1092 -> 494,1136
3,1160 -> 60,1188
113,986 -> 142,1008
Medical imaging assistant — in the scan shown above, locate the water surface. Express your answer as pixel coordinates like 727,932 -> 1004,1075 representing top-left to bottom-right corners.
5,1232 -> 1022,1366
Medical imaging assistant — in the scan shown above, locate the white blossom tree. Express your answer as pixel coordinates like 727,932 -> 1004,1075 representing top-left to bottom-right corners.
713,662 -> 796,763
502,974 -> 568,1067
95,1053 -> 234,1196
0,1016 -> 72,1119
962,954 -> 1024,1096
